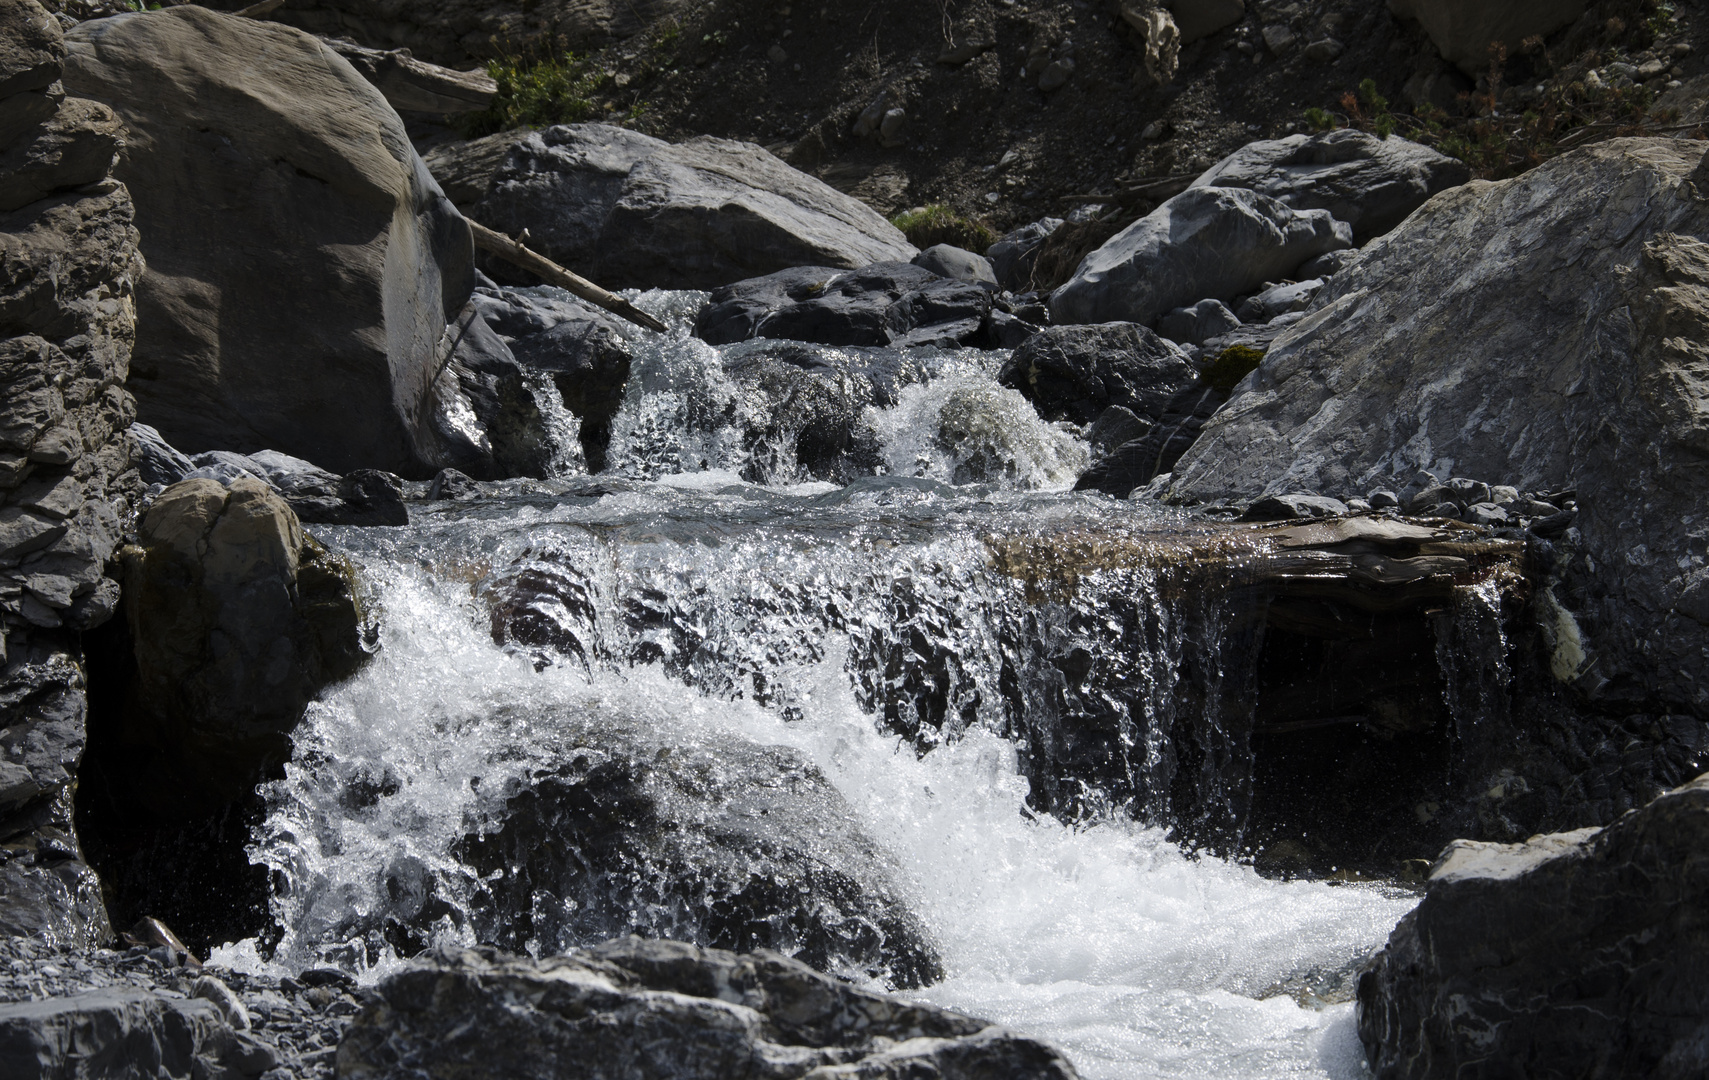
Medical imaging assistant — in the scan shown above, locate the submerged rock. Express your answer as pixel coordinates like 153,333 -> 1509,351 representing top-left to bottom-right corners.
1049,186 -> 1351,326
1358,772 -> 1709,1080
479,123 -> 916,291
450,701 -> 944,988
337,942 -> 1080,1080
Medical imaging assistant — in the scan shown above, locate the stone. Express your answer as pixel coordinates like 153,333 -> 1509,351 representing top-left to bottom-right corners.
999,322 -> 1199,426
428,467 -> 478,499
985,217 -> 1062,292
127,423 -> 191,487
696,263 -> 992,349
116,476 -> 373,816
1038,57 -> 1075,91
1241,493 -> 1349,520
1190,130 -> 1472,242
321,37 -> 497,115
336,942 -> 1082,1080
446,706 -> 945,987
421,129 -> 523,210
1234,279 -> 1323,323
0,988 -> 278,1080
1166,0 -> 1244,44
64,7 -> 476,477
1156,298 -> 1242,346
1298,248 -> 1359,279
1262,23 -> 1296,55
1118,0 -> 1181,85
1388,0 -> 1588,75
0,0 -> 63,102
1303,37 -> 1344,63
0,96 -> 122,213
1358,772 -> 1709,1080
1049,186 -> 1351,326
1168,139 -> 1709,713
912,243 -> 999,288
478,123 -> 916,291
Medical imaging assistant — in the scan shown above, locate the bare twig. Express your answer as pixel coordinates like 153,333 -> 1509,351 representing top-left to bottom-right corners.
466,219 -> 669,334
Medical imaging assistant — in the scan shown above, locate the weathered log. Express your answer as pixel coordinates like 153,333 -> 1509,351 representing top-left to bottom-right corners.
466,219 -> 670,334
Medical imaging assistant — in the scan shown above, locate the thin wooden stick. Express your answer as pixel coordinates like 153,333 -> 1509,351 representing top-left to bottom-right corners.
466,219 -> 670,334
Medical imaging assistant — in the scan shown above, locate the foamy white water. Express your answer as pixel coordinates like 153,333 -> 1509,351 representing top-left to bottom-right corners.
225,544 -> 1414,1080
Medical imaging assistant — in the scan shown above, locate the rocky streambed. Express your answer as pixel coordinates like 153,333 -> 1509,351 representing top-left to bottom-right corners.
4,2 -> 1709,1078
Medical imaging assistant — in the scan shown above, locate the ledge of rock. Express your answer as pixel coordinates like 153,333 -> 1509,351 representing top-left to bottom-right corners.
337,941 -> 1081,1080
1357,771 -> 1709,1079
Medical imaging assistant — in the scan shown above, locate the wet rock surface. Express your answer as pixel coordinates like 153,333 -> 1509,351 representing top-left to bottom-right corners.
998,322 -> 1198,426
337,941 -> 1079,1080
1358,772 -> 1709,1080
695,263 -> 994,349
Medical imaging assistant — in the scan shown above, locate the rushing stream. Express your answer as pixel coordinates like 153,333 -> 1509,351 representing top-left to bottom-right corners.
212,290 -> 1423,1079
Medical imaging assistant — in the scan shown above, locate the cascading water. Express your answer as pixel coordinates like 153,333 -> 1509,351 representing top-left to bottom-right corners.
216,290 -> 1439,1079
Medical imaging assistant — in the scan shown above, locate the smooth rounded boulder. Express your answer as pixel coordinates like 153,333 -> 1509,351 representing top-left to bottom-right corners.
1049,186 -> 1350,326
63,8 -> 475,477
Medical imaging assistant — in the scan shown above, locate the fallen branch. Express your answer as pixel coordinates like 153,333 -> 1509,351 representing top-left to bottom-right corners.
466,219 -> 670,334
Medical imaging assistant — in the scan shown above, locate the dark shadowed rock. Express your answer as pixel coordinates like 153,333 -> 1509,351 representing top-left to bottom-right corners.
1358,772 -> 1709,1080
985,217 -> 1062,292
117,477 -> 373,816
478,123 -> 916,291
420,128 -> 521,210
1155,298 -> 1240,345
696,263 -> 992,349
1190,130 -> 1471,241
0,987 -> 279,1079
999,322 -> 1198,426
1389,0 -> 1587,75
337,942 -> 1081,1080
1240,493 -> 1348,520
64,7 -> 475,477
0,96 -> 123,214
912,243 -> 999,288
1050,186 -> 1351,326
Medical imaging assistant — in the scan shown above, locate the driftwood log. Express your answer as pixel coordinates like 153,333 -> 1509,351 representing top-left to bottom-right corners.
466,220 -> 670,334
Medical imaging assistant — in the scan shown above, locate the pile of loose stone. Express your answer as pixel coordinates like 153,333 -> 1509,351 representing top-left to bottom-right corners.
0,937 -> 359,1079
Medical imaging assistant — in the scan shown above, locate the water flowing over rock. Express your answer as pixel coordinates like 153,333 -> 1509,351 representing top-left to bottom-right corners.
336,941 -> 1079,1080
114,477 -> 372,815
64,6 -> 476,477
477,123 -> 916,291
1169,139 -> 1709,716
1189,129 -> 1471,242
1357,772 -> 1709,1080
1048,186 -> 1351,327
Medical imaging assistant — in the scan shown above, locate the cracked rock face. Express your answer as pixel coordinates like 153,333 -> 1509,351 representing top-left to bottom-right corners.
337,941 -> 1081,1080
1357,772 -> 1709,1080
1168,138 -> 1709,717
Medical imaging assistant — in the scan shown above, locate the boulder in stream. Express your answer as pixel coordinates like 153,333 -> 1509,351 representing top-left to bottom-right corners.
1357,772 -> 1709,1080
64,7 -> 476,477
337,941 -> 1081,1080
478,123 -> 917,291
998,322 -> 1198,426
695,263 -> 992,349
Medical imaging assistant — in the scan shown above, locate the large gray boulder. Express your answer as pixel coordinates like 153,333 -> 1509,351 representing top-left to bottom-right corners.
64,7 -> 476,477
478,123 -> 917,291
1168,138 -> 1709,713
1389,0 -> 1587,75
1049,186 -> 1351,326
1357,772 -> 1709,1080
0,988 -> 279,1079
1190,129 -> 1471,241
337,942 -> 1081,1080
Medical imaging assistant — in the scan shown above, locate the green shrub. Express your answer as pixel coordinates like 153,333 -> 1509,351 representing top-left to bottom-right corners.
889,205 -> 998,253
458,48 -> 609,138
1202,345 -> 1265,393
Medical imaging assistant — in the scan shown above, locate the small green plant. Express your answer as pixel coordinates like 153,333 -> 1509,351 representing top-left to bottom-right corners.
889,204 -> 998,253
1303,106 -> 1337,132
1648,1 -> 1677,35
1340,78 -> 1397,138
1202,345 -> 1265,393
457,45 -> 610,138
